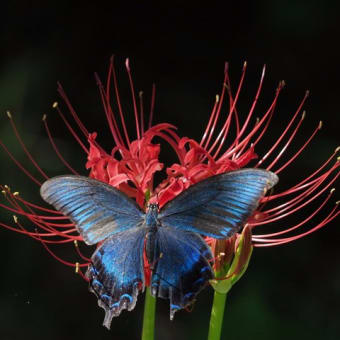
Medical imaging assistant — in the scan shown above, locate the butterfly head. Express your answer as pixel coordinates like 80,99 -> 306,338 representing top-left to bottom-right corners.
146,203 -> 159,213
145,203 -> 159,228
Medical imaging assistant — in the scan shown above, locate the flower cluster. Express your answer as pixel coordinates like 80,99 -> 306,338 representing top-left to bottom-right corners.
0,57 -> 339,283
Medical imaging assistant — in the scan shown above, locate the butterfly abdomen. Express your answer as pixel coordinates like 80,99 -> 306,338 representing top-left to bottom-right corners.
145,229 -> 157,265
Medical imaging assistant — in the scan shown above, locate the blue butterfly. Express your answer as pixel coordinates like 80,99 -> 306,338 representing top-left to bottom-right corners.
40,168 -> 278,328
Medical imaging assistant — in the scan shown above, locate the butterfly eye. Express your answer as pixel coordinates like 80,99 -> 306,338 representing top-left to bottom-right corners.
147,203 -> 159,212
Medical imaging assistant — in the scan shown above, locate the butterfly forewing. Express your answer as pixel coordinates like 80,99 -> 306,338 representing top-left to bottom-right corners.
158,169 -> 278,238
40,175 -> 144,244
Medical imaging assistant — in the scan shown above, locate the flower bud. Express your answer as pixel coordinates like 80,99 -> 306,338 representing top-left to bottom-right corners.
209,225 -> 253,294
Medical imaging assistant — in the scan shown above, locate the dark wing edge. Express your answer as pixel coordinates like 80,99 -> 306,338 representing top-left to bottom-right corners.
158,169 -> 278,239
40,175 -> 144,245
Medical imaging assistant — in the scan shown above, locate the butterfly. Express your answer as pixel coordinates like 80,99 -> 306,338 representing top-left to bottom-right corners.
40,168 -> 278,328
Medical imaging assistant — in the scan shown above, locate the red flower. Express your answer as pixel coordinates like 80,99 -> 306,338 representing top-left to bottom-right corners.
0,58 -> 339,280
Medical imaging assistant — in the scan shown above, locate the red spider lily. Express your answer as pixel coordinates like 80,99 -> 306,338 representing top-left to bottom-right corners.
0,58 -> 339,282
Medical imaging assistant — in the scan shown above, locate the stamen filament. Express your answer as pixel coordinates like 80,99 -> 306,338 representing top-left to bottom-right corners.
43,116 -> 80,175
7,112 -> 49,179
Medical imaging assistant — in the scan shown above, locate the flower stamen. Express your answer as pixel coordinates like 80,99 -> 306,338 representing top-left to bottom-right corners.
42,114 -> 80,175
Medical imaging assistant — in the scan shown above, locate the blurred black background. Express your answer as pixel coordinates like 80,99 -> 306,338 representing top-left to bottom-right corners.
0,1 -> 339,340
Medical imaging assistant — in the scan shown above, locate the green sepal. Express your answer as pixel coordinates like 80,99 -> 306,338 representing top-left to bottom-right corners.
144,189 -> 151,204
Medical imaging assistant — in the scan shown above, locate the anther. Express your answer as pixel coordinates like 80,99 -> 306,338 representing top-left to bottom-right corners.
13,215 -> 18,224
13,192 -> 19,196
52,102 -> 58,108
75,262 -> 79,273
159,252 -> 163,258
74,240 -> 78,247
6,110 -> 12,119
335,146 -> 340,153
318,121 -> 323,130
139,91 -> 143,98
125,58 -> 130,71
302,111 -> 306,120
216,94 -> 219,103
42,114 -> 47,121
330,188 -> 336,194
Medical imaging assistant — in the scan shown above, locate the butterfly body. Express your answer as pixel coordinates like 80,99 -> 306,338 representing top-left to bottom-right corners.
40,169 -> 278,328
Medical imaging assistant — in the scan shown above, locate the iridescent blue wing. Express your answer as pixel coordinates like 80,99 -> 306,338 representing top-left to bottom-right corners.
40,175 -> 144,244
86,226 -> 147,329
149,227 -> 213,319
158,169 -> 278,238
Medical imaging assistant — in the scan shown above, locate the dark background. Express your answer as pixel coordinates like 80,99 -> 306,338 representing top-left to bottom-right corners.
0,1 -> 339,340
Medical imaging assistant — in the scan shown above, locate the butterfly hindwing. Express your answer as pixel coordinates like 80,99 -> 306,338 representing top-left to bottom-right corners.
158,169 -> 278,239
40,175 -> 144,244
148,227 -> 213,318
86,226 -> 147,329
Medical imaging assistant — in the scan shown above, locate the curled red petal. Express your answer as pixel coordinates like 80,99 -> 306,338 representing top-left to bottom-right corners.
88,158 -> 110,183
140,159 -> 164,192
108,173 -> 131,187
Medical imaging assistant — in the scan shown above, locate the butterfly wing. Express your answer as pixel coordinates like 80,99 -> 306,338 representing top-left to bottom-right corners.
40,175 -> 144,244
149,227 -> 213,319
86,226 -> 147,329
158,169 -> 278,238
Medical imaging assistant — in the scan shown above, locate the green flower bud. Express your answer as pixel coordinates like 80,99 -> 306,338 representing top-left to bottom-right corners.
209,225 -> 253,294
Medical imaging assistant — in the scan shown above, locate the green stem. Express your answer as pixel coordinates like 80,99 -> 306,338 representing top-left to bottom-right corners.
207,291 -> 227,340
141,287 -> 156,340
